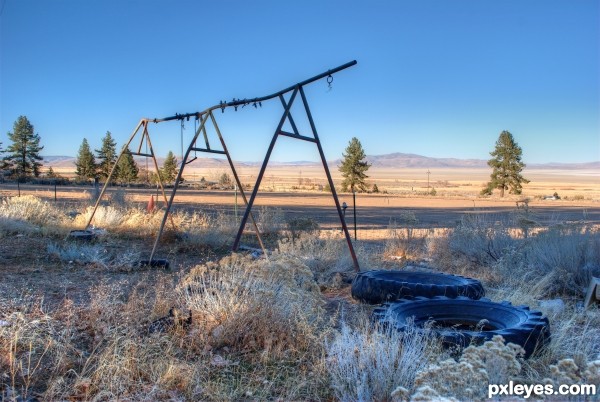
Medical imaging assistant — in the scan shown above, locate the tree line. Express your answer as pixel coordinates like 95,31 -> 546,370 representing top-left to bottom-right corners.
75,132 -> 179,185
1,115 -> 179,185
2,115 -> 529,196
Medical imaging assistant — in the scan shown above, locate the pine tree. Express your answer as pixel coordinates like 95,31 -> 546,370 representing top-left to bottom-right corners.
0,141 -> 7,170
3,116 -> 44,178
75,138 -> 97,181
482,131 -> 529,197
219,172 -> 233,189
95,131 -> 118,181
46,167 -> 58,178
116,148 -> 139,184
339,137 -> 371,192
160,151 -> 178,184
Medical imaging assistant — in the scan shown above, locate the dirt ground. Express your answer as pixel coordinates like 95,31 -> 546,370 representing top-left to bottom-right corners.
1,182 -> 599,231
1,166 -> 598,304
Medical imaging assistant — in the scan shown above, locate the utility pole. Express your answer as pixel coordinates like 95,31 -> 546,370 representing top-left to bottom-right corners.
426,169 -> 431,191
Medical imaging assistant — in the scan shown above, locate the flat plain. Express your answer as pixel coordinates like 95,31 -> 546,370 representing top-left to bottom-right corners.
5,164 -> 599,232
1,163 -> 600,401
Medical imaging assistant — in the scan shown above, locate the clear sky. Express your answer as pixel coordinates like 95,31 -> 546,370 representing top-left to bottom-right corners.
1,0 -> 598,164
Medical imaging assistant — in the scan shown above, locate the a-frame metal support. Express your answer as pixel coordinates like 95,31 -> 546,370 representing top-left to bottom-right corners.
84,119 -> 173,231
232,85 -> 360,272
149,110 -> 267,262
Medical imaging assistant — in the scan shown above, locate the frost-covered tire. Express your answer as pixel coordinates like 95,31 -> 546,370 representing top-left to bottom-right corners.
373,296 -> 550,358
351,270 -> 484,304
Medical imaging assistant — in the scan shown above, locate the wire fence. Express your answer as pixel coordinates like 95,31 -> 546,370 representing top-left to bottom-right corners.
2,182 -> 599,243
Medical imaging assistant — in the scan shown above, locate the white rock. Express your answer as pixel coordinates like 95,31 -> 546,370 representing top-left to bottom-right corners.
539,299 -> 565,316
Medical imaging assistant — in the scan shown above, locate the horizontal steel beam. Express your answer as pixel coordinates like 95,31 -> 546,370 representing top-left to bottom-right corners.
278,130 -> 316,143
131,152 -> 153,158
146,60 -> 357,123
190,147 -> 226,155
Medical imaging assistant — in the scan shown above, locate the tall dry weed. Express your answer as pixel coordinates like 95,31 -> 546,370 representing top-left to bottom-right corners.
326,314 -> 442,402
178,254 -> 325,361
449,213 -> 518,267
0,195 -> 65,226
276,231 -> 376,287
384,212 -> 424,260
0,298 -> 80,401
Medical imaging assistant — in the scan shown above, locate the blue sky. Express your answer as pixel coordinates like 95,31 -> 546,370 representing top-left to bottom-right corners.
1,0 -> 598,164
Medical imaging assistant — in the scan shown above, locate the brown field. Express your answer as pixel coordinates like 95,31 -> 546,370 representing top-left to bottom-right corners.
1,165 -> 600,401
5,165 -> 600,233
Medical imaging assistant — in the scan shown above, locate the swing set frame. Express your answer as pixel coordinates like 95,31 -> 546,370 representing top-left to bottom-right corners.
83,60 -> 359,271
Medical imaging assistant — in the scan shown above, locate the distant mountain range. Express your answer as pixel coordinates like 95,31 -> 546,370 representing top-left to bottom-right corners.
362,153 -> 488,168
41,153 -> 600,170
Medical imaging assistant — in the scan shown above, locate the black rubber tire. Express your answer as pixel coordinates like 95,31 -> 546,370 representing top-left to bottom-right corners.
68,230 -> 95,241
351,270 -> 485,304
373,296 -> 550,358
136,259 -> 170,269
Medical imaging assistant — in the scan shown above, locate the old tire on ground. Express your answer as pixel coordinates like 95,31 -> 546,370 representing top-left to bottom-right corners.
373,296 -> 550,358
136,259 -> 170,269
68,230 -> 95,241
351,270 -> 484,304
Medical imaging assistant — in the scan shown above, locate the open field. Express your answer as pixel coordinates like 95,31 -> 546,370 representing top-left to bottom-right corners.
46,163 -> 600,201
3,184 -> 599,234
3,164 -> 600,235
1,166 -> 600,400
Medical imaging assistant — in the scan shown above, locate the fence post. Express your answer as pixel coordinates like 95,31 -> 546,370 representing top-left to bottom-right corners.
353,190 -> 357,240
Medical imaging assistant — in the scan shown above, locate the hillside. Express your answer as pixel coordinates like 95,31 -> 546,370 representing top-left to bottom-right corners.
41,153 -> 600,170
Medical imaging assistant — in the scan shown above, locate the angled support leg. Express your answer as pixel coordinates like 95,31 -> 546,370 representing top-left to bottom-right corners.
209,111 -> 268,255
233,88 -> 299,250
142,123 -> 176,231
299,86 -> 359,271
85,119 -> 145,230
149,112 -> 210,262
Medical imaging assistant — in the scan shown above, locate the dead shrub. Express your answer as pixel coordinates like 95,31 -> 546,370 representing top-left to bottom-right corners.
525,226 -> 600,297
286,216 -> 320,240
178,254 -> 325,361
448,213 -> 518,267
411,336 -> 524,401
0,195 -> 66,227
384,212 -> 422,260
276,231 -> 375,287
326,315 -> 442,402
0,299 -> 79,401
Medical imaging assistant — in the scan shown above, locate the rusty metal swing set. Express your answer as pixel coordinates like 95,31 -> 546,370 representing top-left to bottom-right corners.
83,60 -> 359,271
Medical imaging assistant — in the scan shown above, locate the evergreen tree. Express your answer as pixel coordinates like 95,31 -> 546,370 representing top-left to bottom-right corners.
95,131 -> 118,181
46,167 -> 58,178
160,151 -> 178,184
0,141 -> 7,170
75,138 -> 97,181
482,130 -> 529,197
339,137 -> 371,192
219,172 -> 233,188
116,148 -> 139,184
3,116 -> 44,178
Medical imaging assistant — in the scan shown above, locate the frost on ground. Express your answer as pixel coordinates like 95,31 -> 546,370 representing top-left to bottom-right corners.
0,195 -> 599,401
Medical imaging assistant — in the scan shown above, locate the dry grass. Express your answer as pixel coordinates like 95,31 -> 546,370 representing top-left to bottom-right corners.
326,314 -> 443,402
178,254 -> 326,361
1,194 -> 600,400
